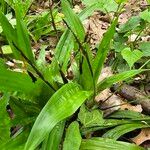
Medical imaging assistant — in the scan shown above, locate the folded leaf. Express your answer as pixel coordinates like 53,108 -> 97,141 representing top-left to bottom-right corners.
25,83 -> 91,150
63,121 -> 81,150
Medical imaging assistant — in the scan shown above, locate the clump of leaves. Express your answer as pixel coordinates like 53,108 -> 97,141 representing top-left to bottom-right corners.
0,0 -> 149,150
112,7 -> 150,72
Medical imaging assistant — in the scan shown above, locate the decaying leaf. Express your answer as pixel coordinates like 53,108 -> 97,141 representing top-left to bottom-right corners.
131,128 -> 150,146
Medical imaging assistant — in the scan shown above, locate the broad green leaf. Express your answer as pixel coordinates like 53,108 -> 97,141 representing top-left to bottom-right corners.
61,0 -> 85,42
42,121 -> 65,150
103,123 -> 149,140
119,16 -> 141,33
93,18 -> 118,84
97,69 -> 145,92
140,9 -> 150,23
78,105 -> 104,128
80,137 -> 144,150
25,83 -> 91,150
0,67 -> 54,102
139,42 -> 150,56
121,48 -> 143,69
0,94 -> 11,144
15,4 -> 35,64
63,121 -> 81,150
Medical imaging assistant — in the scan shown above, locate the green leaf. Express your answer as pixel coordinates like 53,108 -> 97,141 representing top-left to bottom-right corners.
63,121 -> 81,150
121,48 -> 143,69
79,56 -> 94,90
15,4 -> 35,64
139,42 -> 150,56
80,137 -> 144,150
61,0 -> 85,42
109,110 -> 143,119
25,83 -> 91,150
140,9 -> 150,23
0,67 -> 54,102
93,18 -> 118,84
42,121 -> 65,150
78,105 -> 104,128
0,94 -> 11,144
55,29 -> 74,72
81,119 -> 133,135
5,0 -> 33,18
1,129 -> 29,150
103,123 -> 149,140
9,97 -> 39,126
97,69 -> 144,92
119,16 -> 141,33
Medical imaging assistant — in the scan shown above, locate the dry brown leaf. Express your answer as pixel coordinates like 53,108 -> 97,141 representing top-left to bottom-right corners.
131,128 -> 150,145
121,101 -> 143,113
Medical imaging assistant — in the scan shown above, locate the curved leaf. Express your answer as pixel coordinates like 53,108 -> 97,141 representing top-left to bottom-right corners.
25,83 -> 91,150
102,123 -> 149,140
97,69 -> 145,92
80,137 -> 144,150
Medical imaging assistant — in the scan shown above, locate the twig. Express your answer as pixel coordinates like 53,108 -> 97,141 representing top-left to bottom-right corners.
12,42 -> 56,91
49,0 -> 59,40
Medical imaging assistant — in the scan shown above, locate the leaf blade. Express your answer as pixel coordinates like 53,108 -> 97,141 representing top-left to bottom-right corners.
63,121 -> 81,150
25,83 -> 91,150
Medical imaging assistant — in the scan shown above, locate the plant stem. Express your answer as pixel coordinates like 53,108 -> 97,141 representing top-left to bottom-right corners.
49,0 -> 59,40
139,59 -> 150,69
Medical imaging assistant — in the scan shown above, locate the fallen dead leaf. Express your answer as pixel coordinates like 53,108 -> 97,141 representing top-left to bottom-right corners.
121,101 -> 143,113
131,128 -> 150,146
